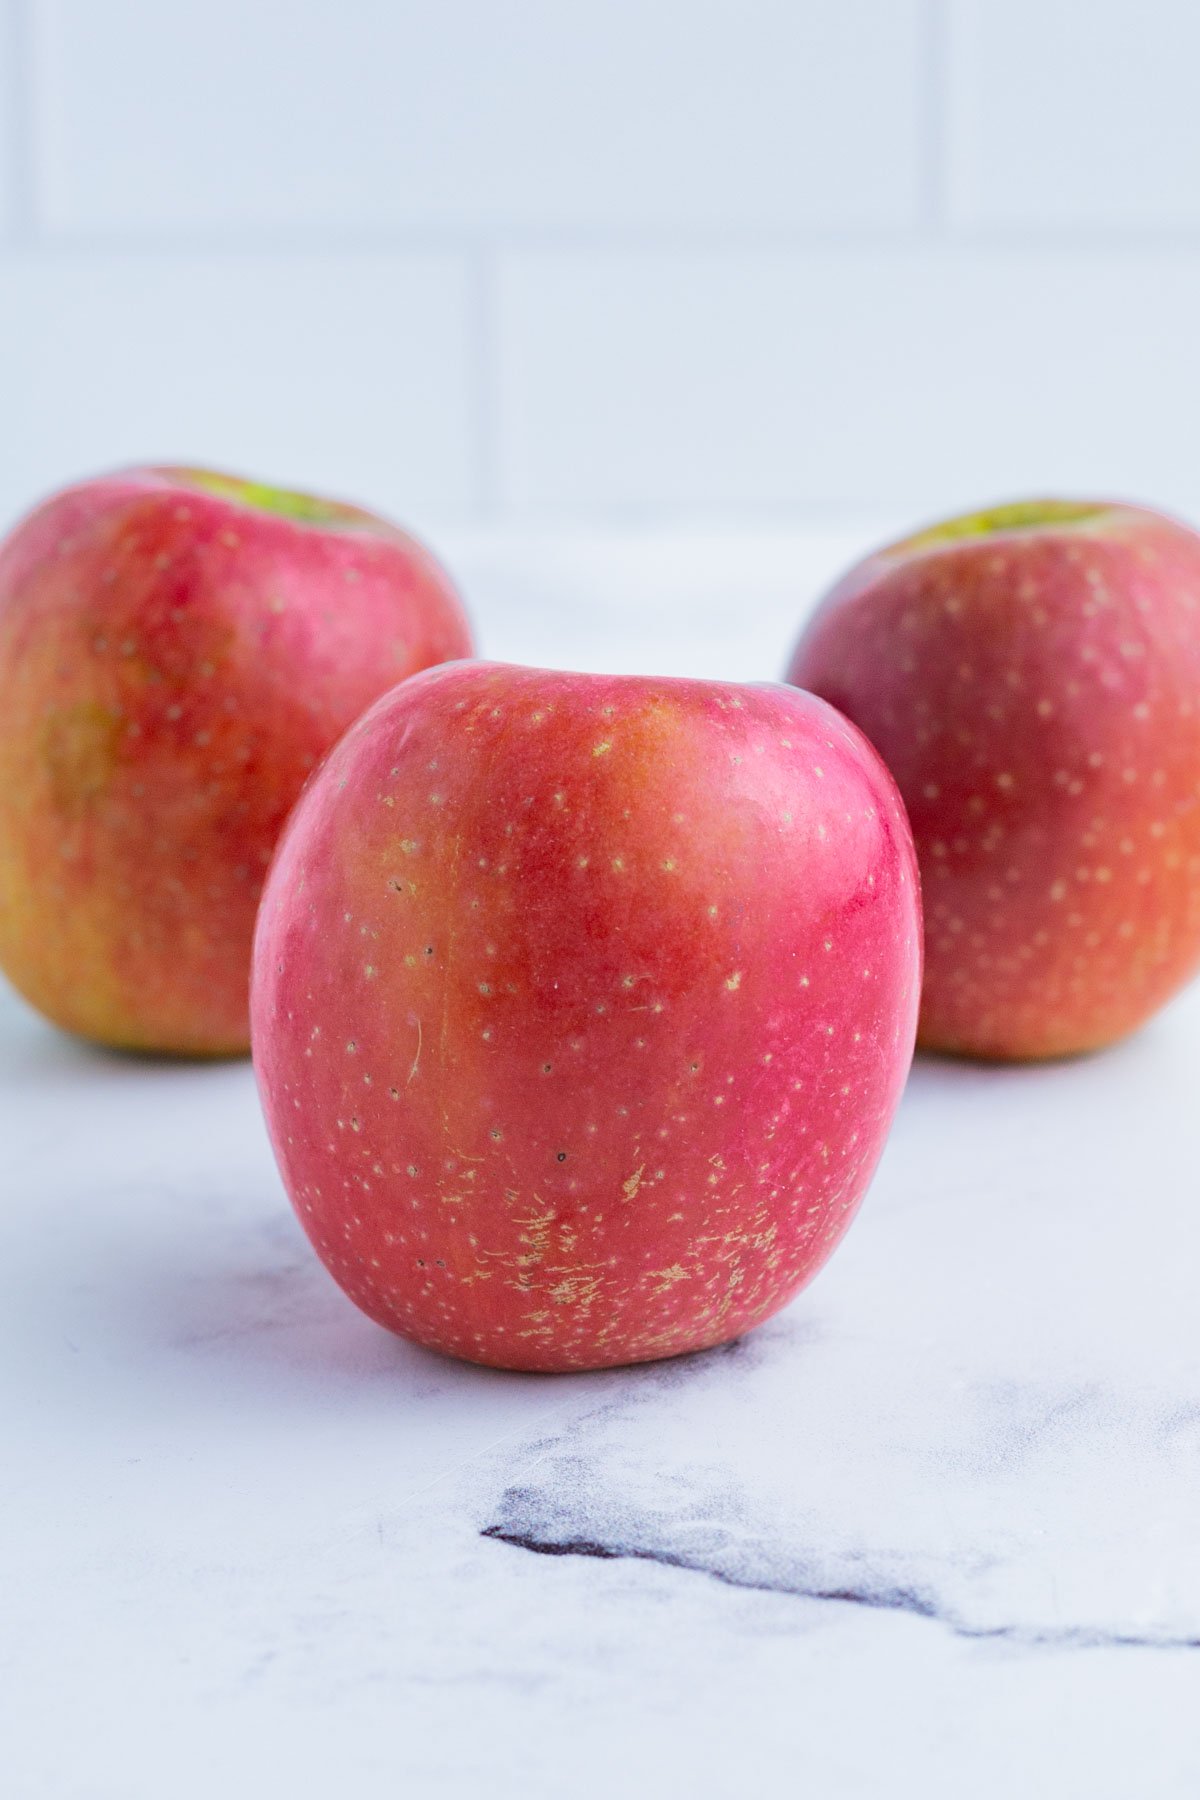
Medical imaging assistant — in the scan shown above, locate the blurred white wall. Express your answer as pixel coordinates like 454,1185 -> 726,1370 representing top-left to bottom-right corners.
2,0 -> 1200,533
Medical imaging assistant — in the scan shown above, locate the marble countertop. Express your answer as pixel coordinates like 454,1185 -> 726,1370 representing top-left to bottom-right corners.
5,530 -> 1200,1798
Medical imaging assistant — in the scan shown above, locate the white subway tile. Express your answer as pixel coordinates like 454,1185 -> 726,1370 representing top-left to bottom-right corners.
498,247 -> 1200,520
0,251 -> 476,529
35,0 -> 923,235
947,0 -> 1200,229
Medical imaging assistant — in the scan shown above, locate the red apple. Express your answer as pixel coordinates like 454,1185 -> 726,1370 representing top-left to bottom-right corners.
787,498 -> 1200,1059
0,467 -> 472,1054
251,659 -> 921,1372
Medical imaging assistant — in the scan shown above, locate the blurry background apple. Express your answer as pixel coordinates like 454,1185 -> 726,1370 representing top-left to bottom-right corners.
788,499 -> 1200,1059
0,467 -> 472,1054
252,659 -> 922,1372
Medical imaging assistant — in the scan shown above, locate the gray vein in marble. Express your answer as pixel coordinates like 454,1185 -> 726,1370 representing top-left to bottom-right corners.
481,1512 -> 1200,1651
473,1301 -> 1200,1655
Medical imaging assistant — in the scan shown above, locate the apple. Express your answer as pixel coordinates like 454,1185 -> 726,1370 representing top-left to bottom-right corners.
787,498 -> 1200,1059
251,659 -> 921,1372
0,467 -> 472,1054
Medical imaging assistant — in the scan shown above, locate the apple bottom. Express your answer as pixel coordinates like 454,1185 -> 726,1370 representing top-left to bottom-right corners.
269,929 -> 911,1376
289,1095 -> 891,1375
339,1265 -> 842,1376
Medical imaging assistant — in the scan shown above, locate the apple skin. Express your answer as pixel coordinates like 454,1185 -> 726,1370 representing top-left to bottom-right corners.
251,659 -> 921,1373
0,467 -> 472,1054
787,499 -> 1200,1060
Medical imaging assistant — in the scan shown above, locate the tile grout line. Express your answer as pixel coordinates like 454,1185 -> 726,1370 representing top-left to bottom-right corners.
4,0 -> 37,246
918,0 -> 949,236
25,219 -> 1200,258
470,243 -> 502,522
